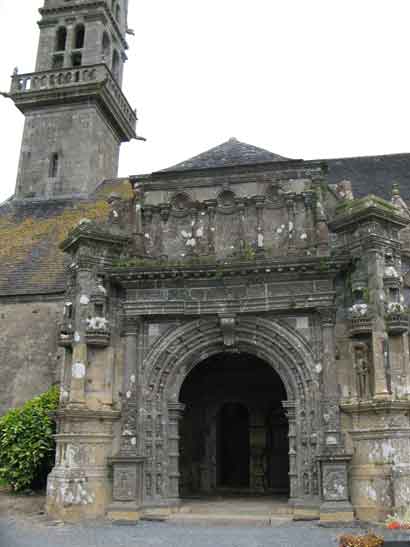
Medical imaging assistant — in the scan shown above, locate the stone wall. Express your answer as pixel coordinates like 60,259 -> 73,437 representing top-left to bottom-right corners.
16,106 -> 120,200
0,299 -> 63,415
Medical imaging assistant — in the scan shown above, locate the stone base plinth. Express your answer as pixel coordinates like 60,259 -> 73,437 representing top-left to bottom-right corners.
319,501 -> 355,524
46,470 -> 110,522
293,498 -> 320,521
107,502 -> 141,523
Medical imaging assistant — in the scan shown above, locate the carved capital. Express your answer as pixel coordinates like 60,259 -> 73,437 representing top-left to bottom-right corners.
219,313 -> 237,347
167,402 -> 186,421
317,307 -> 336,327
159,204 -> 171,222
142,205 -> 154,223
122,316 -> 142,337
282,400 -> 296,420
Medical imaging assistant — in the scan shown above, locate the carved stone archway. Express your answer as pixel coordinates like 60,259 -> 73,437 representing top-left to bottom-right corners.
140,316 -> 320,505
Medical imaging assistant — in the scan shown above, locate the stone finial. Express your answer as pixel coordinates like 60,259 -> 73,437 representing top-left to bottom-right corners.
107,192 -> 121,204
335,180 -> 354,201
391,182 -> 410,217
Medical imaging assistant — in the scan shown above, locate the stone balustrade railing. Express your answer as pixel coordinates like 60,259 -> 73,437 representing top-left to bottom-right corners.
385,312 -> 409,335
349,314 -> 373,337
10,64 -> 136,127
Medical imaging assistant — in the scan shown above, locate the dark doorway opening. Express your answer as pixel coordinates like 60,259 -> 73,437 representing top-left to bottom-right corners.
218,402 -> 250,488
179,352 -> 289,497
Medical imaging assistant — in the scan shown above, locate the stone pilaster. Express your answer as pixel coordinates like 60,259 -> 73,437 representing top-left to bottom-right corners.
365,238 -> 390,398
68,268 -> 93,407
317,307 -> 354,522
254,195 -> 265,258
167,402 -> 185,504
205,199 -> 217,255
319,307 -> 342,447
313,177 -> 330,256
283,400 -> 298,502
108,317 -> 145,522
129,179 -> 146,258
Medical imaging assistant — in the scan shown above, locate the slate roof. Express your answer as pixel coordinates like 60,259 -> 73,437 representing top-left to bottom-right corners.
162,138 -> 289,172
160,139 -> 410,202
325,153 -> 410,202
0,179 -> 132,297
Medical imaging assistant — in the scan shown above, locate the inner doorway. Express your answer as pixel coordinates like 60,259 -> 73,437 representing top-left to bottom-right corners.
179,352 -> 289,497
218,402 -> 250,488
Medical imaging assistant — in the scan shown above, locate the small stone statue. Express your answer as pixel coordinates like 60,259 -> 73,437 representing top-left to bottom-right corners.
353,342 -> 371,399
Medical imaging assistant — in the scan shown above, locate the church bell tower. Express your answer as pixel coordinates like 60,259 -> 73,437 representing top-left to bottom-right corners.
10,0 -> 137,199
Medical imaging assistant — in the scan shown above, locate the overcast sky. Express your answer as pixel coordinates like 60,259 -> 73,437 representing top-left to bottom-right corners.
0,0 -> 409,202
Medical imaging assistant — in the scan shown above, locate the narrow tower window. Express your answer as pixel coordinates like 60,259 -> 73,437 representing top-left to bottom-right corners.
102,32 -> 111,63
112,50 -> 120,80
71,52 -> 82,67
55,27 -> 67,52
49,153 -> 59,178
74,24 -> 85,49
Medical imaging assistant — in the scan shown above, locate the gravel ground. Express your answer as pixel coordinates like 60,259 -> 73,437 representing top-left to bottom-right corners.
0,516 -> 358,547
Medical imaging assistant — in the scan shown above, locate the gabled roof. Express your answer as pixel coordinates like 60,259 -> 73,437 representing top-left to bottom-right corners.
161,138 -> 290,172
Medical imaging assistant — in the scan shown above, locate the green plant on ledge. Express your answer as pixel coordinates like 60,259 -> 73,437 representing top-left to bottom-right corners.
0,386 -> 59,492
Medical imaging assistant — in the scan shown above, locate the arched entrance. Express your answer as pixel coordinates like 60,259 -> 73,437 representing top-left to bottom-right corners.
179,352 -> 289,497
142,317 -> 318,505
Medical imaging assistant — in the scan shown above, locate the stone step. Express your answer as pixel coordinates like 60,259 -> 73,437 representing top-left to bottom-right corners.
168,513 -> 293,527
140,507 -> 172,522
179,506 -> 293,516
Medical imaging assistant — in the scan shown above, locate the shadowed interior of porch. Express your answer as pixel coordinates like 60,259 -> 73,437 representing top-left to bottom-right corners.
179,352 -> 289,498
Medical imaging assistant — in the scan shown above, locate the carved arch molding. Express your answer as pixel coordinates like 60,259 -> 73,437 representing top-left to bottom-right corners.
140,316 -> 322,502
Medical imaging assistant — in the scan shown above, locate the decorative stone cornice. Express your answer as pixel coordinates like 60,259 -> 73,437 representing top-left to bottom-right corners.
341,399 -> 410,414
330,196 -> 410,233
60,223 -> 131,253
109,254 -> 350,283
53,409 -> 121,421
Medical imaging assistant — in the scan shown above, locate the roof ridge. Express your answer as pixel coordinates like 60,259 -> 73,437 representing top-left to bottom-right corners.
160,138 -> 290,173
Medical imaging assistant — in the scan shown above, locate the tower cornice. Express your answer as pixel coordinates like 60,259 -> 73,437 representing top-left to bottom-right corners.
10,64 -> 137,142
